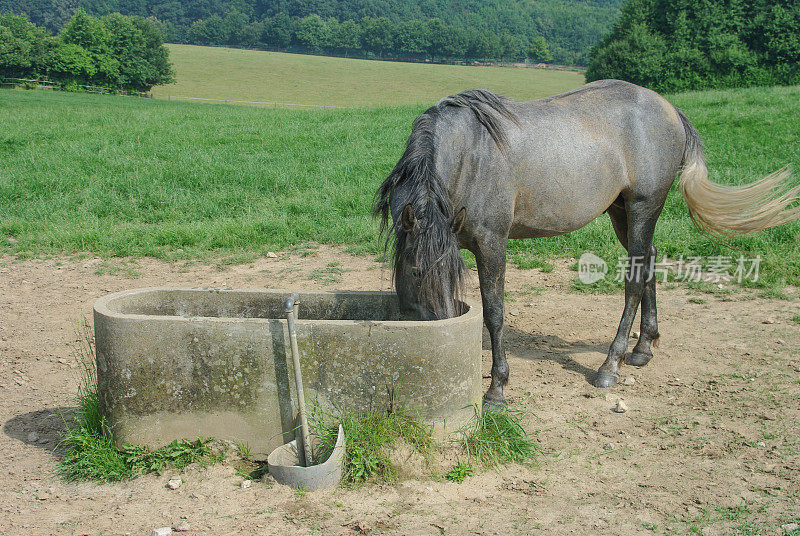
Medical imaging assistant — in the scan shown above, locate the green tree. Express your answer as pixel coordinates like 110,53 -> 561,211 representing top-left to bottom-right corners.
528,36 -> 552,62
0,13 -> 52,78
60,9 -> 118,85
240,20 -> 263,48
122,14 -> 174,90
330,18 -> 361,52
47,40 -> 96,84
587,0 -> 800,91
294,13 -> 328,50
221,10 -> 247,46
263,12 -> 293,48
395,19 -> 429,56
500,32 -> 527,61
186,14 -> 225,45
360,16 -> 393,57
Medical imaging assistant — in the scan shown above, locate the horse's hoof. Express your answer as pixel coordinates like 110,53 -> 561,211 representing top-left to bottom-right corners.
482,393 -> 507,410
593,371 -> 619,388
627,352 -> 653,367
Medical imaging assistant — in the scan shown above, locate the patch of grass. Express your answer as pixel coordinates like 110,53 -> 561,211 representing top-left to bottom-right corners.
94,260 -> 141,278
686,280 -> 737,298
792,315 -> 800,325
689,297 -> 708,304
58,322 -> 225,482
308,264 -> 347,284
505,284 -> 546,302
758,287 -> 792,300
120,438 -> 222,476
444,461 -> 475,483
235,440 -> 252,460
509,254 -> 554,272
519,284 -> 546,296
310,405 -> 434,485
718,504 -> 752,521
215,252 -> 261,269
571,276 -> 624,294
153,44 -> 584,108
456,406 -> 540,467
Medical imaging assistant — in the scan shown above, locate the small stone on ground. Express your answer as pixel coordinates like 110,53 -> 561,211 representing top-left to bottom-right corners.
622,377 -> 635,386
174,521 -> 190,532
614,400 -> 628,413
151,528 -> 172,536
781,523 -> 799,532
240,479 -> 252,489
167,478 -> 182,490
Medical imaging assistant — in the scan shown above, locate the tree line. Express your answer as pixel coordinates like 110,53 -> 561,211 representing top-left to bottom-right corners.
0,10 -> 174,91
586,0 -> 800,92
0,0 -> 624,66
186,13 -> 553,62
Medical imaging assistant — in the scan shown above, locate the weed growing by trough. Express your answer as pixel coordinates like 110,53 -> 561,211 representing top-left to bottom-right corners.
311,402 -> 540,486
58,326 -> 225,482
310,404 -> 435,485
455,406 -> 541,468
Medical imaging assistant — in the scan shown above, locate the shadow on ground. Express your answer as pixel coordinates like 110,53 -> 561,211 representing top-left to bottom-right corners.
498,324 -> 608,384
4,407 -> 77,453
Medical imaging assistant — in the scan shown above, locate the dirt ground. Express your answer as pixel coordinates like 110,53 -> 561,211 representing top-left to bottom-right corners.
1,246 -> 799,536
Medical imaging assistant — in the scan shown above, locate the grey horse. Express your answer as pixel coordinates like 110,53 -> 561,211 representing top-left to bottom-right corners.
375,79 -> 800,406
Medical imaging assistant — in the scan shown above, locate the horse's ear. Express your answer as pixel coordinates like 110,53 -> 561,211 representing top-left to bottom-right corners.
451,207 -> 466,234
400,203 -> 415,232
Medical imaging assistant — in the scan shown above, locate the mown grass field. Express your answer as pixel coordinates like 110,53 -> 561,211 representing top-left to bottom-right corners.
151,44 -> 585,107
1,84 -> 799,286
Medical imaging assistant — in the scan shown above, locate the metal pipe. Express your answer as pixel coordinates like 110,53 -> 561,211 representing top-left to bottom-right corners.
284,293 -> 313,467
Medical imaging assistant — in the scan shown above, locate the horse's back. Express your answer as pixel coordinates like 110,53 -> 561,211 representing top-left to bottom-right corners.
437,80 -> 687,238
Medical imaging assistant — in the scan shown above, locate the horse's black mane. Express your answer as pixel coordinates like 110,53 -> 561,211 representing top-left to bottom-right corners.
373,89 -> 515,317
437,89 -> 517,148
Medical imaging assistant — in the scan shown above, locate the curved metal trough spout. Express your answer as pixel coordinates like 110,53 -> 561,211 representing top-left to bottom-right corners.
94,288 -> 483,459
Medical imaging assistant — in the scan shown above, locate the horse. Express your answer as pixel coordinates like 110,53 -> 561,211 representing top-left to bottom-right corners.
374,79 -> 800,406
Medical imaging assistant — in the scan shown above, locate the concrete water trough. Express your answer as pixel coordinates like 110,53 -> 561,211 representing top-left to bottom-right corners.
94,288 -> 483,459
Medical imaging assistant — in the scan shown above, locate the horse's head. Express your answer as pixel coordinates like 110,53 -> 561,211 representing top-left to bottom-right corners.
392,203 -> 467,321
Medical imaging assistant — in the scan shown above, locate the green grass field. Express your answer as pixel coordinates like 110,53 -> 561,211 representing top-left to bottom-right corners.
151,44 -> 585,107
1,84 -> 799,286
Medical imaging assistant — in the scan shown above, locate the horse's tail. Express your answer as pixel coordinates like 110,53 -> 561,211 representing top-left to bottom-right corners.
676,107 -> 800,237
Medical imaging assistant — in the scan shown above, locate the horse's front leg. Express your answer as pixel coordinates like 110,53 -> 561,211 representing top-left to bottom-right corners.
474,235 -> 509,407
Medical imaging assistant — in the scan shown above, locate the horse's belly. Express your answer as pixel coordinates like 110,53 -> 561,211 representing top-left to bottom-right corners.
508,180 -> 620,239
508,210 -> 603,238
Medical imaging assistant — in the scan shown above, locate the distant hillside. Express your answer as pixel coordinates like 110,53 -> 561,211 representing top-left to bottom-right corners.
0,0 -> 623,65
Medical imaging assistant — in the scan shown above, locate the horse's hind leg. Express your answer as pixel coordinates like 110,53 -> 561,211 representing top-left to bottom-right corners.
594,200 -> 659,387
606,204 -> 660,368
628,244 -> 660,366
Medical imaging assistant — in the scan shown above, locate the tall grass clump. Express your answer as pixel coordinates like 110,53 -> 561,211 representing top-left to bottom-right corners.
58,321 -> 224,482
456,406 -> 540,467
59,322 -> 130,482
310,403 -> 434,485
